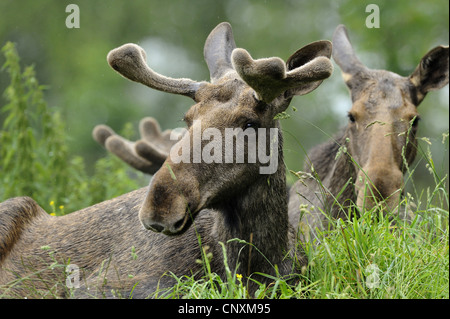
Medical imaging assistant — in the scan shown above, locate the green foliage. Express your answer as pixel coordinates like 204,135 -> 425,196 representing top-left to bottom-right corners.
0,42 -> 146,213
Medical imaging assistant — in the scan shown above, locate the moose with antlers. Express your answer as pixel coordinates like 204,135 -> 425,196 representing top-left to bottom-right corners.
0,22 -> 333,298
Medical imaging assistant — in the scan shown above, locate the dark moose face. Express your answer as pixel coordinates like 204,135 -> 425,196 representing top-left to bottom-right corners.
105,22 -> 333,235
139,75 -> 283,235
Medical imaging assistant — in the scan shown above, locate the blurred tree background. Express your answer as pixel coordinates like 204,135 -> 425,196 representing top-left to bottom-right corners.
0,0 -> 448,199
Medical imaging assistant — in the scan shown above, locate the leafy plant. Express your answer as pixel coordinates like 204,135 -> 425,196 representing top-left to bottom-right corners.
0,42 -> 146,213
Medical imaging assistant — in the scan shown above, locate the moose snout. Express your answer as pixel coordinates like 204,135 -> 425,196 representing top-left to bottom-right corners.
355,166 -> 403,212
138,168 -> 200,235
139,192 -> 194,235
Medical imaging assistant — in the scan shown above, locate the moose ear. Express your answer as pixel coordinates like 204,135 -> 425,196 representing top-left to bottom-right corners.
409,45 -> 449,103
204,22 -> 237,83
332,25 -> 368,84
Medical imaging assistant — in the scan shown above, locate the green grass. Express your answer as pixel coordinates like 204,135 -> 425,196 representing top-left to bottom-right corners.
147,197 -> 448,299
305,208 -> 448,299
0,41 -> 448,299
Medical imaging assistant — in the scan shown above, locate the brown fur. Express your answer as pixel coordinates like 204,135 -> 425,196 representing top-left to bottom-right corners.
0,189 -> 223,298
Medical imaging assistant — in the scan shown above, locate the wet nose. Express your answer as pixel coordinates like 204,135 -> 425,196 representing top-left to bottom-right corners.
356,166 -> 403,210
144,214 -> 188,235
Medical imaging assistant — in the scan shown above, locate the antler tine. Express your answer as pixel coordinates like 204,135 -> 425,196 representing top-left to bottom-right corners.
92,117 -> 181,174
231,45 -> 333,104
138,117 -> 163,143
107,43 -> 206,100
92,124 -> 115,147
138,117 -> 182,152
134,117 -> 181,163
105,135 -> 163,174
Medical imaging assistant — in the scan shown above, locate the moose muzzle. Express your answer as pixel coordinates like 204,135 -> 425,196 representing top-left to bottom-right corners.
138,164 -> 201,236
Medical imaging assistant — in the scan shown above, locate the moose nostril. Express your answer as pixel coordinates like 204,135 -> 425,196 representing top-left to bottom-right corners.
149,223 -> 164,233
174,217 -> 186,231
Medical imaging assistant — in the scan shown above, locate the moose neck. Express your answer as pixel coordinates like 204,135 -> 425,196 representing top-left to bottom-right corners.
309,128 -> 357,214
213,127 -> 291,275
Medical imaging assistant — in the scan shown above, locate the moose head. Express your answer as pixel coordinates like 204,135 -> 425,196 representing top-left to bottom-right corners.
105,22 -> 333,236
332,25 -> 449,213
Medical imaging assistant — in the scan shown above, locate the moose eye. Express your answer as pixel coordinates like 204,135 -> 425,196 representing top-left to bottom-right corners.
243,121 -> 259,130
347,112 -> 356,123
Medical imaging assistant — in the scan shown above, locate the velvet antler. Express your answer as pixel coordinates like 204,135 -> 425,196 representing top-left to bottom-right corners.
93,117 -> 181,174
232,41 -> 333,104
107,44 -> 207,101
